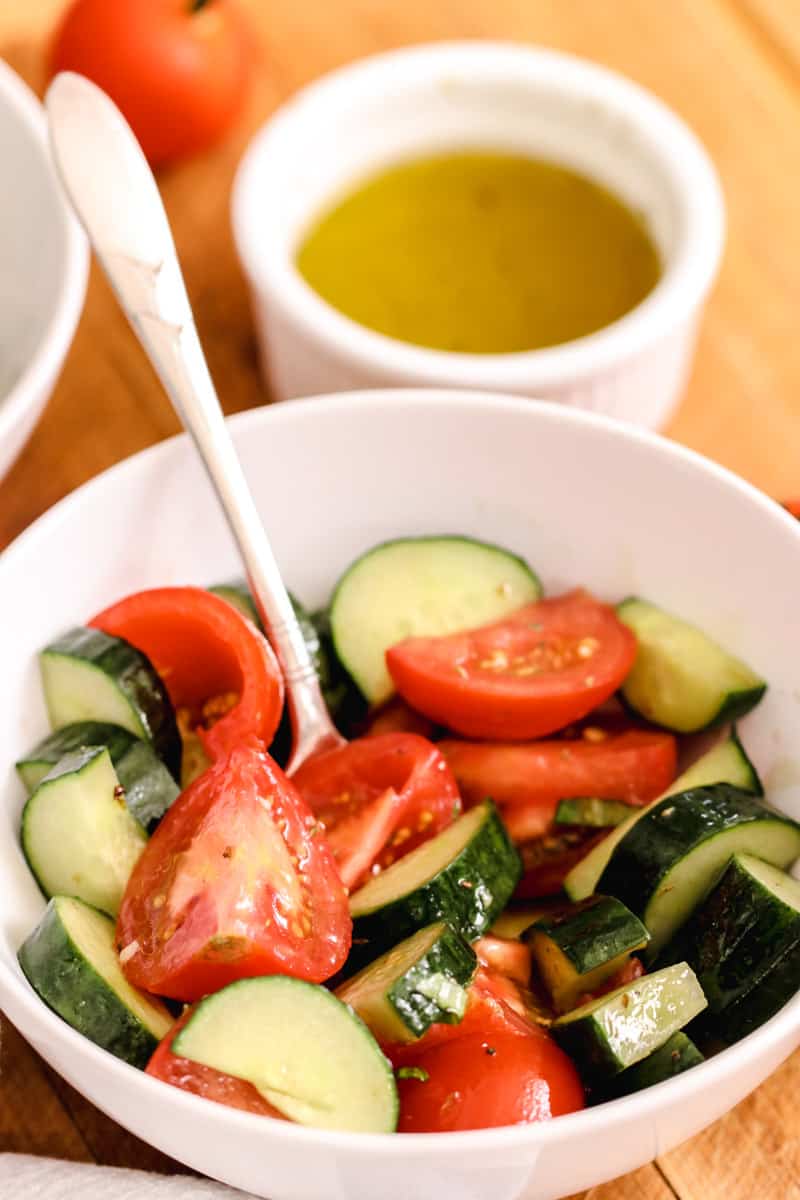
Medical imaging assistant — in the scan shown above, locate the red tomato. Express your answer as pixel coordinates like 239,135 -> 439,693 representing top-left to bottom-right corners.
474,936 -> 531,987
147,1008 -> 285,1119
117,740 -> 351,1001
784,500 -> 800,519
515,830 -> 607,899
386,591 -> 637,740
91,587 -> 283,760
50,0 -> 252,167
440,729 -> 677,837
362,696 -> 437,740
291,733 -> 461,890
577,956 -> 645,1008
395,1030 -> 584,1132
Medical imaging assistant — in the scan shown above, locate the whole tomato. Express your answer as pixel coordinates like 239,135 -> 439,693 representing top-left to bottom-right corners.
50,0 -> 252,166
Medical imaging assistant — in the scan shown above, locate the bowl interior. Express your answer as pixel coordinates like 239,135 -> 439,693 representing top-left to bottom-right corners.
0,64 -> 77,404
1,391 -> 799,1195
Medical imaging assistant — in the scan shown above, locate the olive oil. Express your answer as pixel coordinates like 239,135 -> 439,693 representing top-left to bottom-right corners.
296,151 -> 661,354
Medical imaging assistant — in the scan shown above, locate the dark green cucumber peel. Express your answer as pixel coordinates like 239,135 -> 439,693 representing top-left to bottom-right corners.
349,801 -> 522,970
594,1032 -> 704,1102
617,597 -> 766,733
18,896 -> 172,1069
336,921 -> 478,1042
40,627 -> 181,780
551,963 -> 707,1082
16,721 -> 179,831
658,854 -> 800,1042
597,784 -> 800,959
524,896 -> 649,1012
555,798 -> 635,829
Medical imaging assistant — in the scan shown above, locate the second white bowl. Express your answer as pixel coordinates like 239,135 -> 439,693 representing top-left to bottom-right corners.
233,43 -> 724,428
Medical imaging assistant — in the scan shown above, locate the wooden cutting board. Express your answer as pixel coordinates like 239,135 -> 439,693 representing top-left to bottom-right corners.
1,3 -> 799,1197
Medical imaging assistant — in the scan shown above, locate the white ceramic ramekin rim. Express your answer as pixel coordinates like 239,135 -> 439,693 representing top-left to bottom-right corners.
0,61 -> 89,453
232,41 -> 725,391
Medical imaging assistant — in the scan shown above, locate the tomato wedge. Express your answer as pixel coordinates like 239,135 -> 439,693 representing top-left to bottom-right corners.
146,1008 -> 285,1119
291,733 -> 461,890
515,829 -> 607,899
389,970 -> 583,1132
117,740 -> 351,1001
395,1029 -> 585,1131
90,587 -> 283,760
440,729 -> 677,831
386,590 -> 637,740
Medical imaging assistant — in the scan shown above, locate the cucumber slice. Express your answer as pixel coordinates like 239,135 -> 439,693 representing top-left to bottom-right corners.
617,598 -> 766,732
21,746 -> 148,916
565,730 -> 762,902
16,721 -> 179,831
39,627 -> 181,779
551,962 -> 707,1081
598,785 -> 800,959
173,976 -> 398,1132
598,1032 -> 704,1101
555,798 -> 635,829
348,801 -> 521,966
661,854 -> 800,1026
336,921 -> 477,1043
18,896 -> 172,1068
329,536 -> 542,703
716,939 -> 800,1044
525,896 -> 649,1013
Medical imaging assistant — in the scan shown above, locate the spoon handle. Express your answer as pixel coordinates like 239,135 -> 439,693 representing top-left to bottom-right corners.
45,71 -> 343,772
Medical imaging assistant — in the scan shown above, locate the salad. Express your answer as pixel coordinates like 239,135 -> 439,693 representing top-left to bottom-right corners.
13,534 -> 800,1134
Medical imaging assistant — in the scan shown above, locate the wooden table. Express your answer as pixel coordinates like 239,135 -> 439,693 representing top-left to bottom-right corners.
2,3 -> 800,1197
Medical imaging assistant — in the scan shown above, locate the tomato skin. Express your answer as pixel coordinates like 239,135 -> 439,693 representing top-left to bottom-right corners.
783,500 -> 800,519
386,591 -> 637,740
362,696 -> 437,740
440,730 -> 677,837
90,587 -> 283,760
117,740 -> 351,1001
50,0 -> 252,167
292,733 -> 460,890
394,1029 -> 584,1132
147,1008 -> 285,1119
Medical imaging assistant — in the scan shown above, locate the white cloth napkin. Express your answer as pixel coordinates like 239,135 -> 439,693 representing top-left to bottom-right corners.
0,1155 -> 255,1198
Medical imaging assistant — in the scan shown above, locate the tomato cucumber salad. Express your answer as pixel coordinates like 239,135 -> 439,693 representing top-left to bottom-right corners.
14,535 -> 800,1134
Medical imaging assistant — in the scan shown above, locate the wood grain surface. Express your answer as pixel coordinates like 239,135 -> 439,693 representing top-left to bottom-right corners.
1,3 -> 799,1198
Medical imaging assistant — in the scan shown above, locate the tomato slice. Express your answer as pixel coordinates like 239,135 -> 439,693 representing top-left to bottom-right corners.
362,696 -> 437,740
146,1008 -> 285,1119
291,733 -> 461,890
395,1028 -> 585,1131
474,935 -> 532,987
90,587 -> 283,760
515,829 -> 607,899
386,590 -> 637,740
440,730 -> 677,823
117,740 -> 351,1001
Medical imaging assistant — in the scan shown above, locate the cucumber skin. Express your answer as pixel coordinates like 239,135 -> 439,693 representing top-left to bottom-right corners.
525,896 -> 649,976
616,598 -> 767,733
18,899 -> 162,1069
715,940 -> 800,1043
350,803 -> 522,970
597,785 -> 800,947
596,1032 -> 704,1102
658,856 -> 800,1014
42,628 -> 182,781
16,721 -> 138,793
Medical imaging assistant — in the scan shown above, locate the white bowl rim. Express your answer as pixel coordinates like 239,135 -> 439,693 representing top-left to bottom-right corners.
232,41 -> 725,389
0,61 -> 89,446
1,387 -> 798,1157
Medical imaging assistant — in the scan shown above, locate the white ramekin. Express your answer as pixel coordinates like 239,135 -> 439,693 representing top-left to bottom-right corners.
232,42 -> 725,428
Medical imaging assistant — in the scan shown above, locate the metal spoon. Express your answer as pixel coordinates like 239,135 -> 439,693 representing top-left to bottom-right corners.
45,71 -> 344,774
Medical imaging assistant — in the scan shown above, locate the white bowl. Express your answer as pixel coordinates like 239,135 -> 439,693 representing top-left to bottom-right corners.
232,43 -> 724,429
1,390 -> 798,1200
0,61 -> 88,480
